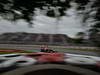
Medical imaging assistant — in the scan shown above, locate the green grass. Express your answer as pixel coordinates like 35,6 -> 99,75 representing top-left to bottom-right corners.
57,47 -> 100,53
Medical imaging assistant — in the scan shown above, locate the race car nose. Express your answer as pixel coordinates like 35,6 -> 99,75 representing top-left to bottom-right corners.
37,55 -> 64,63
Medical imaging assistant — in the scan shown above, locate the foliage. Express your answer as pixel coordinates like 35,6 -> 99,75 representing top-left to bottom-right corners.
76,32 -> 85,38
0,0 -> 100,47
0,0 -> 72,24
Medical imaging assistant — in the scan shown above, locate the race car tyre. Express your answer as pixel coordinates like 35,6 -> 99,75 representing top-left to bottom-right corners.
1,64 -> 100,75
16,56 -> 37,67
0,56 -> 37,68
64,57 -> 97,65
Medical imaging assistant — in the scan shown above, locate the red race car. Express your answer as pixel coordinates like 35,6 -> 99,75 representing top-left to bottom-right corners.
0,52 -> 100,75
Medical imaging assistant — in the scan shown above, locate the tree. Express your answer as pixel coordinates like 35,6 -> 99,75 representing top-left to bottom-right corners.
88,28 -> 100,47
0,0 -> 100,46
0,0 -> 72,25
74,0 -> 100,47
74,32 -> 85,44
76,32 -> 85,39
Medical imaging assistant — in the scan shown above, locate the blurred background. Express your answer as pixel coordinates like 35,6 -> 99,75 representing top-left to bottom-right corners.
0,0 -> 100,53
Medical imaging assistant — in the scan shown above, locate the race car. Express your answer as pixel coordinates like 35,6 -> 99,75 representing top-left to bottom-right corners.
0,52 -> 100,75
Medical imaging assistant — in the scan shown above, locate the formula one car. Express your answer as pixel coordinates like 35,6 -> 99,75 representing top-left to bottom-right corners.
0,52 -> 100,75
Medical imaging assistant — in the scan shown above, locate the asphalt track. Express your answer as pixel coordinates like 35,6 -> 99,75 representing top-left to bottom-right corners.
0,44 -> 99,56
57,49 -> 100,56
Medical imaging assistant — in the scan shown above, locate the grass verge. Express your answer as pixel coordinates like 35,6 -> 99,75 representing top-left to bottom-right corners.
57,47 -> 100,53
